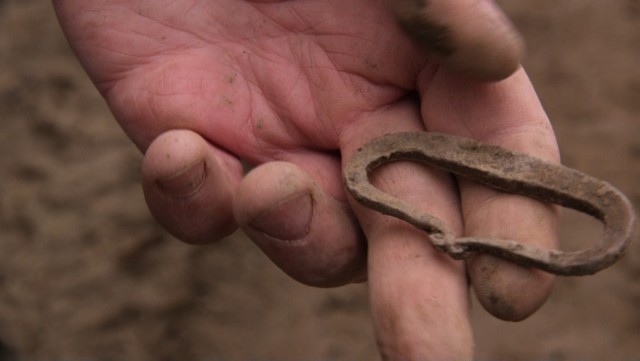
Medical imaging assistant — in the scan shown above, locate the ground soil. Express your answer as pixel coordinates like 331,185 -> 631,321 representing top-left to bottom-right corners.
1,0 -> 638,360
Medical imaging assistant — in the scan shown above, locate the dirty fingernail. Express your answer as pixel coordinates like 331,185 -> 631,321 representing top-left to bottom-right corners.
156,160 -> 206,197
249,192 -> 313,241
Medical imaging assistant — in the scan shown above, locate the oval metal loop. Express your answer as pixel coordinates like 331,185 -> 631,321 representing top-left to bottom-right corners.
343,132 -> 637,276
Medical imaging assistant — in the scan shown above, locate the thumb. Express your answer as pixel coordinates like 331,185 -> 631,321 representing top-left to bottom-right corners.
392,0 -> 524,81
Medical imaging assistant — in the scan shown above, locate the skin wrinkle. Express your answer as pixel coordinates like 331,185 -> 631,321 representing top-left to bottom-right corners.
369,236 -> 470,359
248,1 -> 315,36
232,50 -> 294,160
460,190 -> 502,221
308,42 -> 417,144
283,27 -> 369,145
84,1 -> 429,165
100,13 -> 412,186
248,33 -> 377,151
88,18 -> 213,92
119,56 -> 244,150
322,40 -> 417,91
299,2 -> 423,88
455,109 -> 554,142
419,80 -> 560,163
85,37 -> 146,90
287,2 -> 321,34
112,3 -> 278,84
98,1 -> 420,157
246,52 -> 318,151
132,0 -> 229,44
479,126 -> 560,164
115,4 -> 208,50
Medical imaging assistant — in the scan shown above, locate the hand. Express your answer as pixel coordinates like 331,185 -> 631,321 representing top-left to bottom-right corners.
53,0 -> 559,358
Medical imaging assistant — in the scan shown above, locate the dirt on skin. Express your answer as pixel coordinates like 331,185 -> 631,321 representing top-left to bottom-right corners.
0,0 -> 638,360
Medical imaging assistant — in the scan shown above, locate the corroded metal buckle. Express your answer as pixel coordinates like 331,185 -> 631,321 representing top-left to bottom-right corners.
343,132 -> 637,276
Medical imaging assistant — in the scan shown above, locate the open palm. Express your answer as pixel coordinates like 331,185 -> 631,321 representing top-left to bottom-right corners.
54,0 -> 560,358
58,0 -> 426,149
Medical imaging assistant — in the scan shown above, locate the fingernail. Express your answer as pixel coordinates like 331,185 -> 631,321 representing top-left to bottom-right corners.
156,160 -> 206,197
249,192 -> 313,241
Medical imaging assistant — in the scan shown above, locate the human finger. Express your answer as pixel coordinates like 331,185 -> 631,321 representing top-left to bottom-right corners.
420,67 -> 560,321
340,100 -> 473,359
233,160 -> 367,288
392,0 -> 524,81
142,129 -> 244,244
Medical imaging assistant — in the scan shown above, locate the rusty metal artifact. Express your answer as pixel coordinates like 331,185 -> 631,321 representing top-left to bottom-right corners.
343,132 -> 637,276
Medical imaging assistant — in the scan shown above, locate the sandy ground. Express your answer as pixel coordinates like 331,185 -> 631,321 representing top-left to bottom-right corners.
0,0 -> 638,360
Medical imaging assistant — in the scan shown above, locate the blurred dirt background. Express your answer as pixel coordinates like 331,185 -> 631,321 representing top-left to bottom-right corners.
0,0 -> 639,360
